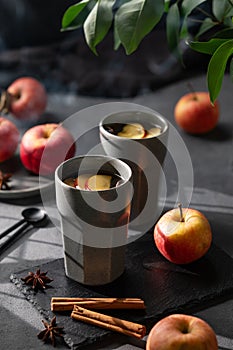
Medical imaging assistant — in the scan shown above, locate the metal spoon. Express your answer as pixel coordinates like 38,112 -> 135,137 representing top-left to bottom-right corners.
0,207 -> 47,253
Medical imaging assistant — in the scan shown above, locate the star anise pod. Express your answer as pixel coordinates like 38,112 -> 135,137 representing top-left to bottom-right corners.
37,316 -> 65,347
0,170 -> 12,190
21,269 -> 53,291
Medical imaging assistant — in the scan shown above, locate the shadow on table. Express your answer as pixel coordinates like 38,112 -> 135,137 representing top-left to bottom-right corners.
0,305 -> 68,349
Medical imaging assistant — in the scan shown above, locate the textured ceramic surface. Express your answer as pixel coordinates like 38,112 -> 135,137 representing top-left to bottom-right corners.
55,155 -> 132,285
99,110 -> 169,230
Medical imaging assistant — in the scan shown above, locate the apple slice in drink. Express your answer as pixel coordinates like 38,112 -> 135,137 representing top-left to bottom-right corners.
144,127 -> 161,138
74,174 -> 91,189
85,175 -> 112,191
117,123 -> 145,139
64,178 -> 75,187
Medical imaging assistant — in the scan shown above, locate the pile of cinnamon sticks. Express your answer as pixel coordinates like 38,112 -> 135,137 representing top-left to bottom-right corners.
51,297 -> 146,339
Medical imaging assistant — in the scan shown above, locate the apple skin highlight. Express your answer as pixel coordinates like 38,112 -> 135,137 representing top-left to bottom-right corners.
20,123 -> 76,175
146,314 -> 218,350
7,77 -> 47,120
154,208 -> 212,264
174,92 -> 219,134
0,117 -> 20,162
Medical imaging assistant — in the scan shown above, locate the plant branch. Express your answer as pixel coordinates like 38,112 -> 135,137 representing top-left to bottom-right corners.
195,6 -> 216,22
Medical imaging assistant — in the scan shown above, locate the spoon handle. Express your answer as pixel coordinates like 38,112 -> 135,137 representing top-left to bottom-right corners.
0,222 -> 30,254
0,219 -> 26,240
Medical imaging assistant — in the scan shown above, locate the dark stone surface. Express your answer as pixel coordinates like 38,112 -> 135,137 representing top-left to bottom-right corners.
1,74 -> 232,349
11,231 -> 233,349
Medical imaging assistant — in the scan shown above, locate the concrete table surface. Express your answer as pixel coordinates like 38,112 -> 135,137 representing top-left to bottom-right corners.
0,74 -> 233,349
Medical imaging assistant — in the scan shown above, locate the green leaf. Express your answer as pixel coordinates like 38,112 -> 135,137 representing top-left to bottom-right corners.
195,18 -> 217,39
116,0 -> 131,7
213,0 -> 233,21
115,0 -> 164,55
113,0 -> 132,50
227,7 -> 233,17
84,0 -> 115,55
223,16 -> 233,26
62,0 -> 91,30
190,38 -> 229,55
114,23 -> 121,50
213,27 -> 233,39
207,39 -> 233,102
180,0 -> 207,38
181,0 -> 207,15
230,57 -> 233,83
164,0 -> 171,13
166,3 -> 180,56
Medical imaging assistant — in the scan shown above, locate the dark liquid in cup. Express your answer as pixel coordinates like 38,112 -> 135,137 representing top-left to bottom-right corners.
63,171 -> 123,191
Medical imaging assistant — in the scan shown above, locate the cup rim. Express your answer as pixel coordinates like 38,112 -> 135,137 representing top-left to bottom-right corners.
99,109 -> 169,140
55,154 -> 132,192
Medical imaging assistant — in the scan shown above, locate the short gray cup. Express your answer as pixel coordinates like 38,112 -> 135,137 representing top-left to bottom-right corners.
55,155 -> 132,285
99,110 -> 169,231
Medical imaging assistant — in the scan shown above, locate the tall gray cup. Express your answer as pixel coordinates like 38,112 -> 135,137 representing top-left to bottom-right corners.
55,155 -> 132,285
99,110 -> 169,232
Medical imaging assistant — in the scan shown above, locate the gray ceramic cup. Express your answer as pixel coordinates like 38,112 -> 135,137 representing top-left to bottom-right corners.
99,110 -> 169,231
55,155 -> 132,285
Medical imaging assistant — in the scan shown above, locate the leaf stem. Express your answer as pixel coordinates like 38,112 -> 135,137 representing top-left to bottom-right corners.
196,6 -> 216,22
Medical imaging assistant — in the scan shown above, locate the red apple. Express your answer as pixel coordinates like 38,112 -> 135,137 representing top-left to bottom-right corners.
174,92 -> 219,134
146,314 -> 218,350
2,77 -> 47,120
20,123 -> 75,175
154,206 -> 212,264
0,116 -> 20,162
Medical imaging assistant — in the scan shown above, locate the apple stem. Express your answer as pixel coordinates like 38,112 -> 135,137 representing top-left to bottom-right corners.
187,82 -> 198,100
0,90 -> 12,114
178,203 -> 184,222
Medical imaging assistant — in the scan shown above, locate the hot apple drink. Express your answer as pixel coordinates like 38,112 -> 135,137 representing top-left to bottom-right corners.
56,155 -> 132,285
104,122 -> 162,139
99,109 -> 169,230
63,172 -> 124,191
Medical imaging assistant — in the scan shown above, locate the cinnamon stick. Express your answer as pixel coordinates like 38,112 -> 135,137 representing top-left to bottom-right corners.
71,305 -> 146,339
51,297 -> 145,312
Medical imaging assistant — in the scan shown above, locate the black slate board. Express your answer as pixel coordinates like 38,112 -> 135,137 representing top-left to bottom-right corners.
11,232 -> 233,349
